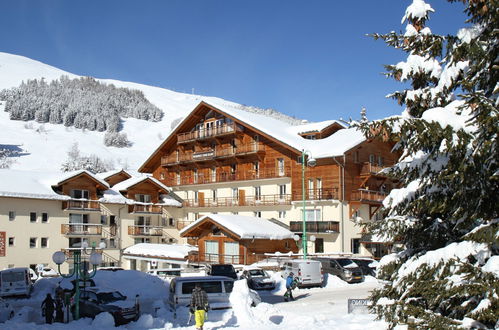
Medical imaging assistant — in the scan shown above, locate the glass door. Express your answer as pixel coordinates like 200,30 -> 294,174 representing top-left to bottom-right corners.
205,240 -> 219,263
224,242 -> 239,264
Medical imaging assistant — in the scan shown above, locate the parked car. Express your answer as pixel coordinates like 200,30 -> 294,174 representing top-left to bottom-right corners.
168,276 -> 261,315
314,257 -> 364,283
350,258 -> 378,277
240,268 -> 276,290
281,259 -> 323,288
147,268 -> 182,279
206,264 -> 238,279
73,287 -> 139,325
0,268 -> 33,297
96,267 -> 124,272
39,267 -> 58,278
0,297 -> 15,322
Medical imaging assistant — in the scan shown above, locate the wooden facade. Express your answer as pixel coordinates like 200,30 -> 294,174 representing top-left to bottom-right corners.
181,216 -> 298,265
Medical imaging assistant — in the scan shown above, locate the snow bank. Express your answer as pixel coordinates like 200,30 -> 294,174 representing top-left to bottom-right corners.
91,312 -> 114,328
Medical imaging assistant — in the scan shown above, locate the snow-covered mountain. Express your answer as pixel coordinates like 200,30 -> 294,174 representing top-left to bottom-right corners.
0,52 -> 268,172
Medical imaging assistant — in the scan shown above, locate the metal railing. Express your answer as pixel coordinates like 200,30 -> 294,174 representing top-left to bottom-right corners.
127,225 -> 164,236
351,189 -> 387,202
183,194 -> 292,208
62,200 -> 100,211
289,221 -> 340,233
295,188 -> 339,201
177,123 -> 243,143
61,223 -> 102,236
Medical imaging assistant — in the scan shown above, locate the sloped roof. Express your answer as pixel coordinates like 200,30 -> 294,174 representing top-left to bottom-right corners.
0,169 -> 70,200
112,175 -> 171,193
180,214 -> 295,240
55,169 -> 110,189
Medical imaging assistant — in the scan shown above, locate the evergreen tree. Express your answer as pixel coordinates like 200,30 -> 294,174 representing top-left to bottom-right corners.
362,0 -> 498,328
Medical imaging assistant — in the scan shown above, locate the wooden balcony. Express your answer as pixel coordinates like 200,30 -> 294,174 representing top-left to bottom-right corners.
292,188 -> 339,201
161,143 -> 265,167
62,200 -> 100,211
360,162 -> 389,176
128,225 -> 164,236
61,223 -> 102,236
289,221 -> 340,233
183,194 -> 292,208
351,189 -> 387,203
177,123 -> 243,144
165,166 -> 291,186
128,204 -> 163,214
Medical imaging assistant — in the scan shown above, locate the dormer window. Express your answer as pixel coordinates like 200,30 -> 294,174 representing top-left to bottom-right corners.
71,189 -> 89,199
135,194 -> 151,203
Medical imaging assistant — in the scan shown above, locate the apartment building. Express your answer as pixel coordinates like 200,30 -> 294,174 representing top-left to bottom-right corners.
0,169 -> 182,272
139,101 -> 398,259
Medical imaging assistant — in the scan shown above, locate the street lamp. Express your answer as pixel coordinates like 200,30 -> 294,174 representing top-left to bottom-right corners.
301,149 -> 316,260
52,241 -> 105,320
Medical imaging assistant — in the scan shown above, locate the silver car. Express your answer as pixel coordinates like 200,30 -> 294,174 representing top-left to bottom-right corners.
241,268 -> 276,290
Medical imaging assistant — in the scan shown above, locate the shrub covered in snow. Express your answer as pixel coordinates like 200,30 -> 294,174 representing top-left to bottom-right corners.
103,131 -> 131,148
60,143 -> 112,173
362,1 -> 498,328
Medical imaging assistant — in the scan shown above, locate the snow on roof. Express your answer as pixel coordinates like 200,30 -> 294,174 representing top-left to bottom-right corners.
55,169 -> 110,188
288,120 -> 345,135
180,214 -> 294,240
123,243 -> 197,260
159,194 -> 182,207
96,168 -> 132,180
112,174 -> 170,192
0,169 -> 70,200
201,100 -> 366,159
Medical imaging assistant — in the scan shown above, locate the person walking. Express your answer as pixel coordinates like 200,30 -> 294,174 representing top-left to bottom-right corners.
55,296 -> 64,323
190,283 -> 209,330
284,272 -> 296,302
41,293 -> 55,324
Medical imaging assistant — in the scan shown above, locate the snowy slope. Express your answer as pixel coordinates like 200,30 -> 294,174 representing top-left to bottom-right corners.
0,52 -> 250,171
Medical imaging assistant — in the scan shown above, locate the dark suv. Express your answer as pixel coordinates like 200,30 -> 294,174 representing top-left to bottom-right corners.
206,264 -> 237,279
73,288 -> 139,325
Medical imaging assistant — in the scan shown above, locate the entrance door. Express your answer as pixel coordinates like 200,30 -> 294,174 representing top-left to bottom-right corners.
224,242 -> 239,264
315,238 -> 324,253
205,240 -> 219,263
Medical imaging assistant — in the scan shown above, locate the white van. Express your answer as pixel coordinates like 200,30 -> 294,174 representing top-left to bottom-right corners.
168,276 -> 260,317
281,259 -> 323,288
0,268 -> 33,297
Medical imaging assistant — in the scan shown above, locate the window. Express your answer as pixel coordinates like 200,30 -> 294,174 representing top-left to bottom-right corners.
279,185 -> 287,198
30,238 -> 37,248
193,169 -> 198,183
352,238 -> 360,254
69,213 -> 89,224
30,212 -> 37,222
212,189 -> 217,200
100,215 -> 108,225
305,209 -> 321,221
8,237 -> 14,247
354,150 -> 359,163
71,189 -> 89,199
136,216 -> 151,226
369,154 -> 376,165
254,211 -> 261,218
230,164 -> 236,175
168,218 -> 175,227
193,213 -> 200,221
42,213 -> 48,223
232,188 -> 238,201
278,211 -> 286,219
135,194 -> 151,203
194,191 -> 199,203
254,161 -> 260,178
277,158 -> 285,176
8,211 -> 15,221
109,238 -> 116,248
254,186 -> 261,200
110,215 -> 116,225
41,237 -> 48,248
176,172 -> 181,185
211,167 -> 217,182
378,156 -> 384,166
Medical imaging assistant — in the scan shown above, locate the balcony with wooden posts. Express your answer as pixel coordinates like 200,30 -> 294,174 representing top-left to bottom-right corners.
161,143 -> 265,167
177,123 -> 243,144
351,189 -> 387,204
128,204 -> 163,214
61,223 -> 103,236
62,199 -> 101,211
292,188 -> 339,201
360,162 -> 389,176
165,166 -> 291,186
128,225 -> 165,236
289,221 -> 340,233
183,194 -> 292,208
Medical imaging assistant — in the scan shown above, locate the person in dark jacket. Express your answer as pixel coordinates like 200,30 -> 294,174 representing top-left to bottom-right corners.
41,293 -> 55,324
284,272 -> 296,302
190,283 -> 209,330
55,297 -> 64,323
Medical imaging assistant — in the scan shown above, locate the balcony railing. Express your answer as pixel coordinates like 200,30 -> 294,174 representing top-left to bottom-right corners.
128,225 -> 164,236
161,143 -> 265,166
61,223 -> 102,236
176,220 -> 194,231
177,123 -> 243,143
360,162 -> 389,176
289,221 -> 340,233
62,200 -> 100,211
293,188 -> 339,201
351,189 -> 387,203
165,166 -> 291,186
128,204 -> 163,214
183,194 -> 292,208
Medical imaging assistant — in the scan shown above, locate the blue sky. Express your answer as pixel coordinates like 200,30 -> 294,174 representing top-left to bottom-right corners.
0,0 -> 467,122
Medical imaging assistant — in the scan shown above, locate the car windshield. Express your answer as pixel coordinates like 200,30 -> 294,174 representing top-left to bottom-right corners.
336,259 -> 356,267
212,265 -> 235,274
1,272 -> 25,282
248,269 -> 266,277
97,291 -> 126,303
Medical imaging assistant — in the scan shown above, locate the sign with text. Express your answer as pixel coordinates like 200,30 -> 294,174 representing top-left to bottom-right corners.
347,298 -> 370,314
0,232 -> 6,257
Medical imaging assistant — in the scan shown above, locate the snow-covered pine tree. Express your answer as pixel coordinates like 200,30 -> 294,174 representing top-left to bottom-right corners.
361,0 -> 498,328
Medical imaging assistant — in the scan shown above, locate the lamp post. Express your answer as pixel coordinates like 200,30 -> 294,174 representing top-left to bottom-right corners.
301,149 -> 316,260
52,241 -> 105,320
